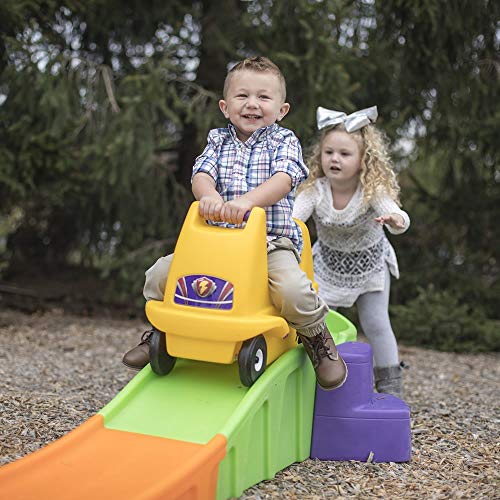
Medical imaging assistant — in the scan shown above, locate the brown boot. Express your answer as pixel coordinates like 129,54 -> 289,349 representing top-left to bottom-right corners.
298,326 -> 347,391
122,329 -> 153,369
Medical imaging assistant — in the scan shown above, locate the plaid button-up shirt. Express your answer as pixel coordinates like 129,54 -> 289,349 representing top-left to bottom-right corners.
192,123 -> 309,252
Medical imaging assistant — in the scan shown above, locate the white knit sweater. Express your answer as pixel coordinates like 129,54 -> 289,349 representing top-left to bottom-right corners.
293,177 -> 410,307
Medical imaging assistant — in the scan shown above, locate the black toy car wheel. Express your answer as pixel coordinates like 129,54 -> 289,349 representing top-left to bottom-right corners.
238,335 -> 267,387
149,329 -> 177,376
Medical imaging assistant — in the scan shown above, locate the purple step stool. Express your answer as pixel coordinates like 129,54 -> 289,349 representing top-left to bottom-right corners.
311,342 -> 411,462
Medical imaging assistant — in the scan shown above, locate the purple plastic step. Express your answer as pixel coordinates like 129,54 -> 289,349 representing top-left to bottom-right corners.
311,342 -> 411,463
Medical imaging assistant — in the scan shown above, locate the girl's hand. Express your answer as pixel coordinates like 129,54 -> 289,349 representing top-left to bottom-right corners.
375,213 -> 405,230
199,194 -> 224,221
220,198 -> 255,224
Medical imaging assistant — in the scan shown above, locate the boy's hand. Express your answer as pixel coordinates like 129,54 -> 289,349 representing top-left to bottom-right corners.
220,198 -> 255,224
199,194 -> 224,221
375,213 -> 405,230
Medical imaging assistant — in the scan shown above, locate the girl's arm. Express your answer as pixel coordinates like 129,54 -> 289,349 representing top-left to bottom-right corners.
371,195 -> 410,234
292,187 -> 317,223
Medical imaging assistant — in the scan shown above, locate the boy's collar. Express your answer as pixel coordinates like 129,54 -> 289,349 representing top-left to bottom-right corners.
228,122 -> 280,146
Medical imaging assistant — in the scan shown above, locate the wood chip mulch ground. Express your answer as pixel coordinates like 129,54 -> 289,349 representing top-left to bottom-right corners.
0,308 -> 498,498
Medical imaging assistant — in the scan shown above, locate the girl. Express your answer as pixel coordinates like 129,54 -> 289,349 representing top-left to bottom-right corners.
293,106 -> 410,398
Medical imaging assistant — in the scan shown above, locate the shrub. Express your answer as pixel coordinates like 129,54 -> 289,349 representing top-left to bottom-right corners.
391,285 -> 499,352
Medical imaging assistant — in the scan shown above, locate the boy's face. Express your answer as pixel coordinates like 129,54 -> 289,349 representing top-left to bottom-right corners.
219,69 -> 290,142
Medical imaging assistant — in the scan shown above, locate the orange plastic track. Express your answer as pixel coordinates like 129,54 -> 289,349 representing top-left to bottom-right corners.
0,415 -> 226,500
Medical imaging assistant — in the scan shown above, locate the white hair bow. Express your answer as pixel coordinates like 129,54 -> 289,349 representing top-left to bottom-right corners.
316,106 -> 378,132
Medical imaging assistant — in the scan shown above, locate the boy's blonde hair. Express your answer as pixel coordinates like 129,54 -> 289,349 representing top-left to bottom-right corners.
300,123 -> 401,205
223,56 -> 287,101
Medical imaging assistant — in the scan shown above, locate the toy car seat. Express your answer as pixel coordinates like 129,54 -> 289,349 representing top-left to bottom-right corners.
146,202 -> 315,386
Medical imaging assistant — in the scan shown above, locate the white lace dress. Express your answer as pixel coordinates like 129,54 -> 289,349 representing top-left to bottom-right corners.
293,177 -> 410,307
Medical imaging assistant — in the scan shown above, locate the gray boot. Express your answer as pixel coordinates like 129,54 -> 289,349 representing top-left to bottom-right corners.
374,362 -> 407,398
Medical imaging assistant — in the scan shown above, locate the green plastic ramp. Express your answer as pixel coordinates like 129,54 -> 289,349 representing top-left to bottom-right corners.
100,346 -> 315,499
0,311 -> 356,500
100,310 -> 356,498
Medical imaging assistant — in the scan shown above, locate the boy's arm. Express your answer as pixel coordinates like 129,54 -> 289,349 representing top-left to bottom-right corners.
192,172 -> 224,221
220,172 -> 292,224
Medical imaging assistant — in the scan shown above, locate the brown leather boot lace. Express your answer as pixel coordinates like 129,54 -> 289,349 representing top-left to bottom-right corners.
139,329 -> 154,345
302,330 -> 338,367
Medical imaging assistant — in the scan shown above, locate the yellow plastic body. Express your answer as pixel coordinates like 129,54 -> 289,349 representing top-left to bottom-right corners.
146,202 -> 316,366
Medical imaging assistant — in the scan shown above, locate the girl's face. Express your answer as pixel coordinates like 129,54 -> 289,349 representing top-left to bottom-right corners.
320,130 -> 363,187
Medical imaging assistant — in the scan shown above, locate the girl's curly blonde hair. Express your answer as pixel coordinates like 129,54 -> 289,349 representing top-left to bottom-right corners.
300,123 -> 401,205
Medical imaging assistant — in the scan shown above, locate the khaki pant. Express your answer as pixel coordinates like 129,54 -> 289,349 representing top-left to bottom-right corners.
143,238 -> 329,336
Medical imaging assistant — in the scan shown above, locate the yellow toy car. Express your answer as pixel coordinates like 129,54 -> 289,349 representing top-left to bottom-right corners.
145,201 -> 316,387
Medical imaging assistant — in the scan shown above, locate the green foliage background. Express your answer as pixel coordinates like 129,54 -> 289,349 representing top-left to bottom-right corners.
0,0 -> 498,350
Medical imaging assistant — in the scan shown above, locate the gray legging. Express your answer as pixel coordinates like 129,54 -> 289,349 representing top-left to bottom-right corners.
335,266 -> 399,368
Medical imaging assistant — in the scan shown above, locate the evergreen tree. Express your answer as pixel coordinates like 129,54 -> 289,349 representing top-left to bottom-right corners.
365,1 -> 500,341
0,1 -> 209,275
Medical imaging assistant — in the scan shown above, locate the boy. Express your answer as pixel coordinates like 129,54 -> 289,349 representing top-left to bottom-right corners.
123,57 -> 347,390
